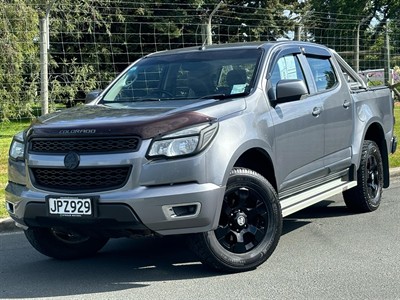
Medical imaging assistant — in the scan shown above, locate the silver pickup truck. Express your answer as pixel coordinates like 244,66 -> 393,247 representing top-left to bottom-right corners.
6,41 -> 397,272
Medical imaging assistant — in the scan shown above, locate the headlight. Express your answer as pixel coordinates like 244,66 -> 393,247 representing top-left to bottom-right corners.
9,131 -> 26,161
148,123 -> 218,158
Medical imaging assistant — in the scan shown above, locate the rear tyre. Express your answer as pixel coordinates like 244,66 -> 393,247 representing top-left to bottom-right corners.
24,227 -> 109,260
343,140 -> 383,212
189,168 -> 282,273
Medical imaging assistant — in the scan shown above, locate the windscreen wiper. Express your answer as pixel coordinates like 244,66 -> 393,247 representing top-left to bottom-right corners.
103,98 -> 169,103
199,92 -> 249,100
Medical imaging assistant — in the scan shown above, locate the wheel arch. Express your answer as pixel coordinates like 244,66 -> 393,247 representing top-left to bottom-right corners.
363,122 -> 390,188
232,148 -> 277,192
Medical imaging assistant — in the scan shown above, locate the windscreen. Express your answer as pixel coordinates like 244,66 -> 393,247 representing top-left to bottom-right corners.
102,48 -> 263,103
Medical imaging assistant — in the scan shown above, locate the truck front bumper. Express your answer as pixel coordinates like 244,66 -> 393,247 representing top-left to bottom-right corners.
5,181 -> 225,236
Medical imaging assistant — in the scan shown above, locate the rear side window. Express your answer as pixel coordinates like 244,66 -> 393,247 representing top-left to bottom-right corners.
306,57 -> 338,92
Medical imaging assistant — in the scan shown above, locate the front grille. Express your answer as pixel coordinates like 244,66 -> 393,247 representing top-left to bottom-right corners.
30,137 -> 140,153
31,167 -> 131,192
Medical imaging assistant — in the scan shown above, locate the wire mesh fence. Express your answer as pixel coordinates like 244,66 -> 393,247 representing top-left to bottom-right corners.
1,1 -> 399,124
2,1 -> 400,214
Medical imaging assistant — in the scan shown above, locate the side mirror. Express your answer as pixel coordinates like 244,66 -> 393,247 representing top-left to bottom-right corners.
276,79 -> 308,103
85,90 -> 102,103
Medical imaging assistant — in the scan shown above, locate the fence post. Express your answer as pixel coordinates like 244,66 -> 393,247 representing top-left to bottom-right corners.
354,15 -> 373,72
201,1 -> 223,45
384,22 -> 391,86
294,24 -> 301,41
39,17 -> 49,115
201,21 -> 208,45
354,23 -> 360,72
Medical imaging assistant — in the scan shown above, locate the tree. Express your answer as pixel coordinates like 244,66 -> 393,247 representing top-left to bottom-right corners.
0,0 -> 39,121
194,0 -> 299,43
299,0 -> 400,70
0,0 -> 333,117
39,0 -> 298,106
46,0 -> 125,104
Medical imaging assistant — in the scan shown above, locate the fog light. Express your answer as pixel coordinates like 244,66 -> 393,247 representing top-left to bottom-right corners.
6,202 -> 15,214
162,202 -> 201,219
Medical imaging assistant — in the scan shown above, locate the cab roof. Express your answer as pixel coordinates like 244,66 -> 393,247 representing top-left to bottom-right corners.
145,41 -> 332,58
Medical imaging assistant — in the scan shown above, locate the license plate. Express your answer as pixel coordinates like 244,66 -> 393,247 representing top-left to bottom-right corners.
48,197 -> 93,216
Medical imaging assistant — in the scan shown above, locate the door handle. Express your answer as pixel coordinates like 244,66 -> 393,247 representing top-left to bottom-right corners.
312,107 -> 322,117
343,100 -> 351,109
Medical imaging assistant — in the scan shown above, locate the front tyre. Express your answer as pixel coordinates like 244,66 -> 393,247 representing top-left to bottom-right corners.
190,168 -> 282,272
24,227 -> 109,260
343,140 -> 384,212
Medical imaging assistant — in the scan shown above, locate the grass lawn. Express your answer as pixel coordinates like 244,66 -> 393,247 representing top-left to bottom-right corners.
0,108 -> 399,219
0,120 -> 32,218
389,106 -> 400,167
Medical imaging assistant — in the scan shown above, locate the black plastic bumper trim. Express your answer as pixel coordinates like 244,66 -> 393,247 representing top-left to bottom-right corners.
20,202 -> 151,234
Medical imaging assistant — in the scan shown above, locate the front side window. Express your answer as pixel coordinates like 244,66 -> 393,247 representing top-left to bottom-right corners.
306,57 -> 338,92
268,54 -> 305,100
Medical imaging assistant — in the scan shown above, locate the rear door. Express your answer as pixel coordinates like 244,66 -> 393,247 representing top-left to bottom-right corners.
304,51 -> 353,174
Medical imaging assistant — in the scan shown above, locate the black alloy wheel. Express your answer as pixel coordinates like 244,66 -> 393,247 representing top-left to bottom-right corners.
216,186 -> 270,254
189,168 -> 282,273
343,140 -> 384,212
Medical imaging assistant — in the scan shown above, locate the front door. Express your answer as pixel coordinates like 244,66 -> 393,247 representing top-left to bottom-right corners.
267,52 -> 326,193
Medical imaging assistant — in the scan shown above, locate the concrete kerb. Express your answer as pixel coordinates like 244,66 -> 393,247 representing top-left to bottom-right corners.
0,217 -> 21,233
1,167 -> 400,234
390,167 -> 400,178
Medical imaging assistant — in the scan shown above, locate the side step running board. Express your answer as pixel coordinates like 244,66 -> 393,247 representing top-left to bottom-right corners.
280,179 -> 357,217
